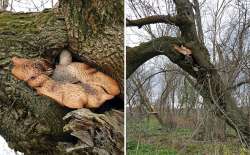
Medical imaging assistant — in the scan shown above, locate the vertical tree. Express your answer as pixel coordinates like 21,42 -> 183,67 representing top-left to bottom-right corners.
0,0 -> 8,10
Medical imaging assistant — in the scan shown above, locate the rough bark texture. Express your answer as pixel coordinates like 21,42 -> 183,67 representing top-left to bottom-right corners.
63,109 -> 123,154
127,0 -> 250,147
59,0 -> 124,94
0,0 -> 124,154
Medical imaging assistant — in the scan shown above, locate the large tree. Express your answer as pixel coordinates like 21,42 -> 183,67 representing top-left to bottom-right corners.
127,0 -> 250,147
0,0 -> 124,154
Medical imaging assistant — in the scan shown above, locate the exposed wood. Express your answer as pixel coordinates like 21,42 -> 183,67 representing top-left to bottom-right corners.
63,109 -> 124,154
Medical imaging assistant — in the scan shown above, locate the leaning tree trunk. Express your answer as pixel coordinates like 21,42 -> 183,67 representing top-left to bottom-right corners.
126,0 -> 249,147
0,0 -> 123,154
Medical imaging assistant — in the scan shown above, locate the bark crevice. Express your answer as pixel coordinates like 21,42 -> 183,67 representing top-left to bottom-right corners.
0,0 -> 124,154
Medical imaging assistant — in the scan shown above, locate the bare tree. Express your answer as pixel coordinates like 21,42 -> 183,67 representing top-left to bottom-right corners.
0,0 -> 8,10
127,0 -> 250,147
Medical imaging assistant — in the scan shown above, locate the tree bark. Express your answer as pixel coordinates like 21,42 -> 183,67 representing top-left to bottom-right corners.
127,0 -> 250,147
0,0 -> 124,154
59,0 -> 124,93
0,0 -> 8,10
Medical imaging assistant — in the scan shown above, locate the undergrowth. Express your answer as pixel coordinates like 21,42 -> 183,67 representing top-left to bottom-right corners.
127,116 -> 250,155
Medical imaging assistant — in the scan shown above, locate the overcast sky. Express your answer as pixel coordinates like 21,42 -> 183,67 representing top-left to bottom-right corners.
126,0 -> 249,102
7,0 -> 57,12
126,0 -> 240,47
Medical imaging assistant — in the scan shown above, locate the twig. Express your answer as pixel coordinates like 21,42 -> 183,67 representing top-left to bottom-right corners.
207,75 -> 248,148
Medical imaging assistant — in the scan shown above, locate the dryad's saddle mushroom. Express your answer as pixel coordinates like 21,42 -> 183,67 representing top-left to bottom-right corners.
11,50 -> 120,109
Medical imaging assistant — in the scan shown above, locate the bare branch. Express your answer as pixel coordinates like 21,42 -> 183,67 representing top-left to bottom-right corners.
126,36 -> 187,77
227,79 -> 250,90
126,15 -> 178,28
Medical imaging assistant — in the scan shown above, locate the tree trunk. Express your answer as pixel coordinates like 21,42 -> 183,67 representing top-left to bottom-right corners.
59,0 -> 124,93
127,33 -> 250,149
132,78 -> 165,126
127,0 -> 249,147
0,0 -> 124,154
0,0 -> 8,10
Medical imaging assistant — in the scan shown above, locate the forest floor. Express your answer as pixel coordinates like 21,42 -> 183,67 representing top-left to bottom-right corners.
127,116 -> 250,155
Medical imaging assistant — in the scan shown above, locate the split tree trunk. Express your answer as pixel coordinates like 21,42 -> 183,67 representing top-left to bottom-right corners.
127,0 -> 250,147
0,0 -> 123,154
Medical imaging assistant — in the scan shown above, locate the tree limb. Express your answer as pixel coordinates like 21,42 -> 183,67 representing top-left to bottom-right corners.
227,79 -> 250,90
126,15 -> 178,28
193,0 -> 204,43
126,36 -> 198,78
127,0 -> 250,147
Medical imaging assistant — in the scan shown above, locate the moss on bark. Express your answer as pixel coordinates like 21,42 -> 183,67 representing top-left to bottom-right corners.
0,10 -> 70,154
0,1 -> 124,154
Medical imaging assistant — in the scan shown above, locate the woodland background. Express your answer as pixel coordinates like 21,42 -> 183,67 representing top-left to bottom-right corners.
126,0 -> 250,154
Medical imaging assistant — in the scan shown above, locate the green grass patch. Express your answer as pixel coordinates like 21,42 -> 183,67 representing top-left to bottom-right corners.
171,128 -> 193,137
127,116 -> 250,155
127,140 -> 177,155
